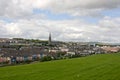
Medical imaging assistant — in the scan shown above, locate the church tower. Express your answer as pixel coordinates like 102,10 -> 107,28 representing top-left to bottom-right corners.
48,33 -> 52,45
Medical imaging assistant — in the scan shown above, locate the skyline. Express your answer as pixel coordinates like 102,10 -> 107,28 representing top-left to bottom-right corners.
0,0 -> 120,43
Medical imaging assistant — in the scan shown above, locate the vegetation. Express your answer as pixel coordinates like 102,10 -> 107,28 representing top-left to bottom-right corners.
40,56 -> 52,62
0,53 -> 120,80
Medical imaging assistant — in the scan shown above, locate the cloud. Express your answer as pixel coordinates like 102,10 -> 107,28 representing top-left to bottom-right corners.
33,0 -> 120,17
0,0 -> 33,18
0,0 -> 120,18
0,0 -> 120,43
0,16 -> 120,42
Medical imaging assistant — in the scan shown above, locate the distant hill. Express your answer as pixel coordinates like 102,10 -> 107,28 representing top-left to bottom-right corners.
0,53 -> 120,80
87,42 -> 120,46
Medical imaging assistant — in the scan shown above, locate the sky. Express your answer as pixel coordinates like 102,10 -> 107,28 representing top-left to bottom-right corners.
0,0 -> 120,43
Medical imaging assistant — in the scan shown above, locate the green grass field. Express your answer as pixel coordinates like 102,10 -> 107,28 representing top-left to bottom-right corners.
0,53 -> 120,80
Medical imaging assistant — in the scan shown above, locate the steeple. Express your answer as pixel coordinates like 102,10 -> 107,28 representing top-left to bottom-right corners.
48,33 -> 51,45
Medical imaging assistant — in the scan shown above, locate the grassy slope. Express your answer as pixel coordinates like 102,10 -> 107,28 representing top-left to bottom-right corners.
0,53 -> 120,80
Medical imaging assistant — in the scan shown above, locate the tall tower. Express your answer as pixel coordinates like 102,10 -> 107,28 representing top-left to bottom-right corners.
48,33 -> 52,45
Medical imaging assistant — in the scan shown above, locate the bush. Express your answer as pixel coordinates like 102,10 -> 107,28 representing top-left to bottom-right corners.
24,60 -> 32,64
40,56 -> 52,62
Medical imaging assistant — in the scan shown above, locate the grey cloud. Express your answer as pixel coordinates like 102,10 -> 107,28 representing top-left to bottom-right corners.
0,0 -> 120,18
0,0 -> 33,18
38,0 -> 120,17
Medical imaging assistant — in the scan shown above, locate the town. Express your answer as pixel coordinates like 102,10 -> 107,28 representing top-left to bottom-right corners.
0,33 -> 120,66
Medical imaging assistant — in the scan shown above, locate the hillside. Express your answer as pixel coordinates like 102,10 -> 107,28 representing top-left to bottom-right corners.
0,53 -> 120,80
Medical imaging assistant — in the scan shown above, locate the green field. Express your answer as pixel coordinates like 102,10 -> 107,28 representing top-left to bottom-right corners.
0,53 -> 120,80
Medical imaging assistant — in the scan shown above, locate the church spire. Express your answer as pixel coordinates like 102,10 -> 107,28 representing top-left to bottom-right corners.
48,33 -> 51,45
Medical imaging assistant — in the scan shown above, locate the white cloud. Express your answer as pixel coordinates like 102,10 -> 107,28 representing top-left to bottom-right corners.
0,16 -> 120,42
0,0 -> 120,42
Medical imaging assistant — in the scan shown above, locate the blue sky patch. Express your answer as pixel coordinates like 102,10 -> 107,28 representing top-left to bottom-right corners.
33,9 -> 75,20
